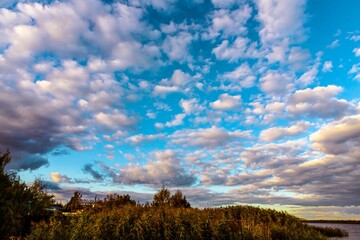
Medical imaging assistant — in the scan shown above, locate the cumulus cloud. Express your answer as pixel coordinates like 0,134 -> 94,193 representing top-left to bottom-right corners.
180,98 -> 205,114
152,69 -> 193,97
127,133 -> 165,145
171,126 -> 251,148
205,5 -> 252,39
210,93 -> 242,110
311,114 -> 360,155
162,31 -> 193,63
256,0 -> 307,45
108,150 -> 196,187
212,37 -> 259,61
95,111 -> 137,130
259,71 -> 294,96
260,121 -> 311,142
286,85 -> 354,118
222,62 -> 256,88
165,113 -> 186,127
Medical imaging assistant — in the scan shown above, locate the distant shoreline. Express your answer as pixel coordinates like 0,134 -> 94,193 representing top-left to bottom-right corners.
303,220 -> 360,224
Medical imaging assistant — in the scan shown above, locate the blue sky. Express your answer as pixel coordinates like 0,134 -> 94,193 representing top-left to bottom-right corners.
1,0 -> 360,219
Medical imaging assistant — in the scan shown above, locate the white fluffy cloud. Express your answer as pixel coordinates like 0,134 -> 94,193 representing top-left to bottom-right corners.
127,133 -> 165,145
165,113 -> 186,127
259,71 -> 294,96
171,126 -> 250,148
311,114 -> 360,155
260,121 -> 311,142
286,85 -> 353,118
206,5 -> 252,39
162,31 -> 193,63
222,62 -> 256,88
210,93 -> 242,110
256,0 -> 307,45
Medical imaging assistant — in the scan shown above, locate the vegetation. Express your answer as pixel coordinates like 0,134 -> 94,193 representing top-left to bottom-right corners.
0,151 -> 55,239
0,151 -> 350,239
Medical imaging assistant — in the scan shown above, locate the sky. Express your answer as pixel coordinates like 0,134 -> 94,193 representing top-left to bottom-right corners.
1,0 -> 360,220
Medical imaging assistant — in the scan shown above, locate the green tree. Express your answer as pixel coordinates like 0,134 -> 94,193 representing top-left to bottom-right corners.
0,151 -> 55,239
169,190 -> 191,208
152,186 -> 171,207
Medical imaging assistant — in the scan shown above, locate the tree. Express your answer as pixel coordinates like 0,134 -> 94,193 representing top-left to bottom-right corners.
152,186 -> 171,207
0,151 -> 55,238
102,194 -> 136,208
152,187 -> 191,208
169,190 -> 191,208
65,191 -> 83,212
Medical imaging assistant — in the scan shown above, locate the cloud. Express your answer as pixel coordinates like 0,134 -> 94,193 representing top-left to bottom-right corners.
169,69 -> 191,87
350,34 -> 360,42
286,85 -> 354,118
259,121 -> 311,142
180,98 -> 205,114
210,93 -> 242,110
310,114 -> 360,155
327,39 -> 340,48
162,31 -> 193,63
152,69 -> 192,97
107,150 -> 196,187
348,63 -> 360,80
171,126 -> 250,148
240,139 -> 308,168
259,71 -> 294,96
50,172 -> 73,183
353,48 -> 360,57
212,37 -> 259,61
322,61 -> 333,72
297,64 -> 319,87
94,110 -> 137,130
165,113 -> 186,127
153,85 -> 179,96
83,163 -> 104,181
205,5 -> 252,39
256,0 -> 307,45
222,62 -> 256,88
127,133 -> 165,145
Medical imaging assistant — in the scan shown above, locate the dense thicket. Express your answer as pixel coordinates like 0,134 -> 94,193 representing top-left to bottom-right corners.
0,151 -> 55,239
28,204 -> 336,240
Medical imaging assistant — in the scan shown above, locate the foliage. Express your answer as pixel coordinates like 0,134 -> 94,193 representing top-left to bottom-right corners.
0,151 -> 55,239
169,190 -> 191,208
152,187 -> 190,208
27,203 -> 348,240
64,191 -> 83,212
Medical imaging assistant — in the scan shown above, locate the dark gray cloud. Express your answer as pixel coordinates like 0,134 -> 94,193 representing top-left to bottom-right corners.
82,164 -> 105,181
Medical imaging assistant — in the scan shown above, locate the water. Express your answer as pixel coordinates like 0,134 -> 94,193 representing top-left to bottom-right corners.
307,223 -> 360,240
